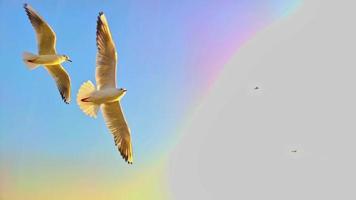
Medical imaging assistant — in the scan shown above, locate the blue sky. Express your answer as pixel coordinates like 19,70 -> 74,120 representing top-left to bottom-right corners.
0,1 -> 191,166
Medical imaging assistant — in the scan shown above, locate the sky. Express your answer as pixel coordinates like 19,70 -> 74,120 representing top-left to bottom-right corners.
169,0 -> 356,199
0,0 -> 301,199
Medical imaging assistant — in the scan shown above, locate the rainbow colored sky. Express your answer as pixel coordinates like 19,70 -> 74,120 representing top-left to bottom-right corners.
0,0 -> 301,199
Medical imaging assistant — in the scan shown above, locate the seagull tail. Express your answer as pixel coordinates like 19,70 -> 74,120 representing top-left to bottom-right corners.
77,80 -> 99,118
22,52 -> 40,70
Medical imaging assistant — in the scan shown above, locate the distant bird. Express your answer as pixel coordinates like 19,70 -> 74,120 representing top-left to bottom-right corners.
23,4 -> 72,103
254,86 -> 259,90
77,12 -> 133,164
291,150 -> 297,153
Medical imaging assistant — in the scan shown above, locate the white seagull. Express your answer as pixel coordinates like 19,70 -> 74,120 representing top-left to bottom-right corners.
23,4 -> 72,103
77,12 -> 133,164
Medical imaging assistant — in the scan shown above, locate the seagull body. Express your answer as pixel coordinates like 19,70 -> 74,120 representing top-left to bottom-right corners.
77,12 -> 133,164
23,4 -> 72,103
81,88 -> 125,104
23,53 -> 68,66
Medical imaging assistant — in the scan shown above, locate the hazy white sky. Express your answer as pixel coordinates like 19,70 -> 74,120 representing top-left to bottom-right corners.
168,0 -> 356,199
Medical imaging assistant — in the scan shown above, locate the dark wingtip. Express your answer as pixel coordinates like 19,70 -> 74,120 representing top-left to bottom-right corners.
24,3 -> 31,19
97,12 -> 103,25
97,12 -> 103,24
118,147 -> 133,165
63,96 -> 70,104
59,91 -> 70,104
96,12 -> 104,51
24,3 -> 29,13
122,154 -> 133,165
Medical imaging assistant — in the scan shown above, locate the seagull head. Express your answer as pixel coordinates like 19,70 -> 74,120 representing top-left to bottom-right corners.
116,88 -> 127,100
118,88 -> 127,96
62,55 -> 72,62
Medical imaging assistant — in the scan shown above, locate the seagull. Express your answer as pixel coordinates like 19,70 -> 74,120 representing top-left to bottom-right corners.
23,4 -> 72,104
77,12 -> 133,164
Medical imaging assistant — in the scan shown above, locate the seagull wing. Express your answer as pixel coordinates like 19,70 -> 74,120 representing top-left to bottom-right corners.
44,65 -> 71,104
102,102 -> 133,164
24,4 -> 56,55
95,12 -> 117,90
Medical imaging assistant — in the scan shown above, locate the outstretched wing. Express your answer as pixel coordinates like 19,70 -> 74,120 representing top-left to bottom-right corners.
44,65 -> 71,104
24,4 -> 56,55
102,102 -> 133,164
95,12 -> 117,90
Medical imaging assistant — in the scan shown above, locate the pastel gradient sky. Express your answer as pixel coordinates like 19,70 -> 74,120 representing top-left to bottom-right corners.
0,0 -> 301,199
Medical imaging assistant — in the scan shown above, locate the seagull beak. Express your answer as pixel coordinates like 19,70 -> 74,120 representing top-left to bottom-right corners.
123,89 -> 127,92
68,59 -> 72,62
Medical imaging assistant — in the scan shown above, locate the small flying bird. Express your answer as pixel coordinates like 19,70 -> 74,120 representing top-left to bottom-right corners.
77,12 -> 133,164
23,4 -> 72,103
254,86 -> 259,90
291,150 -> 297,153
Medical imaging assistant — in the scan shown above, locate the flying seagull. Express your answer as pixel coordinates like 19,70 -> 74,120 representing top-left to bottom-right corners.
23,4 -> 72,104
77,12 -> 133,164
